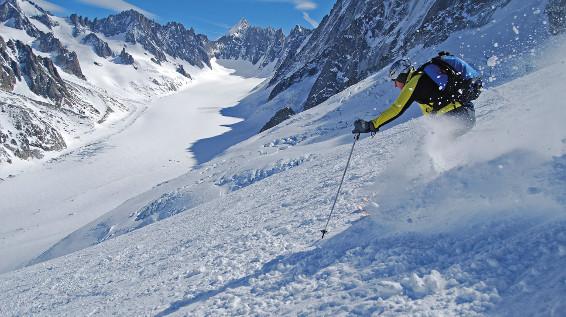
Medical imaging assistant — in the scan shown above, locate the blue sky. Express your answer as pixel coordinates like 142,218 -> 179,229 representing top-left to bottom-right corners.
33,0 -> 336,39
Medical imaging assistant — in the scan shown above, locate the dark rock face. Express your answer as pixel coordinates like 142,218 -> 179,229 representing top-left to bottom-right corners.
260,107 -> 295,132
546,0 -> 566,35
209,18 -> 286,68
0,1 -> 85,80
10,39 -> 71,104
26,0 -> 58,29
1,102 -> 66,161
275,25 -> 312,69
116,48 -> 134,65
269,0 -> 512,110
0,36 -> 18,91
0,0 -> 41,37
35,32 -> 86,80
69,10 -> 210,68
82,33 -> 113,58
31,14 -> 57,29
176,64 -> 191,79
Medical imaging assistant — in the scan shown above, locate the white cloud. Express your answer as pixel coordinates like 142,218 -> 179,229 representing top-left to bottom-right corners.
32,0 -> 66,13
302,11 -> 318,28
293,0 -> 317,11
256,0 -> 320,28
77,0 -> 156,19
260,0 -> 317,10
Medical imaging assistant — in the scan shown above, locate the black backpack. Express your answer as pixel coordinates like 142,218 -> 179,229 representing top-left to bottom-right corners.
419,51 -> 483,103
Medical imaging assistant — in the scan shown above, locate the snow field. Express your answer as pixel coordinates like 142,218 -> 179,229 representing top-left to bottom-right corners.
0,60 -> 264,273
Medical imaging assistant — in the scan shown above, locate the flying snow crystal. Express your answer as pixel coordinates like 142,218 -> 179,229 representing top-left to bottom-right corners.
494,42 -> 499,47
487,55 -> 499,67
513,25 -> 520,35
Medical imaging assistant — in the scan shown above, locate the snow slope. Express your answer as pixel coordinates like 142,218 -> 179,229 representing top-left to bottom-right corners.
0,60 -> 263,273
0,29 -> 564,316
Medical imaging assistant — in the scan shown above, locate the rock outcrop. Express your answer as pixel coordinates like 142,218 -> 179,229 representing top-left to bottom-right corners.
176,64 -> 191,79
260,107 -> 295,132
0,0 -> 41,37
209,18 -> 286,68
81,33 -> 113,58
69,10 -> 210,68
1,101 -> 66,161
35,32 -> 86,80
116,48 -> 134,65
6,37 -> 71,104
268,0 -> 513,110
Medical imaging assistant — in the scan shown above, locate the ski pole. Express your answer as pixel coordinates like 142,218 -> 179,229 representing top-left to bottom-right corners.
320,133 -> 360,239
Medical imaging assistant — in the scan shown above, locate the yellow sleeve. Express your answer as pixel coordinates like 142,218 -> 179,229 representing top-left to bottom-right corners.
370,73 -> 422,130
419,103 -> 434,115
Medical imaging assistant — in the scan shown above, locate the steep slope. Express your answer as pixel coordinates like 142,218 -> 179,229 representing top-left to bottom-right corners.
0,0 -> 209,168
261,0 -> 559,128
69,10 -> 210,68
1,32 -> 564,316
209,18 -> 285,68
186,0 -> 555,167
208,19 -> 312,78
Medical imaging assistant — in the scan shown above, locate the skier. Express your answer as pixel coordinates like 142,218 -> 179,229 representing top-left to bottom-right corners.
352,52 -> 482,136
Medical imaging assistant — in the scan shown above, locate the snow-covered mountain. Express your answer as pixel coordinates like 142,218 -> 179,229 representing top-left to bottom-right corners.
69,10 -> 210,68
1,0 -> 565,315
0,0 -> 212,167
0,0 -> 315,167
208,18 -> 312,78
2,28 -> 566,317
265,0 -> 564,121
209,18 -> 284,68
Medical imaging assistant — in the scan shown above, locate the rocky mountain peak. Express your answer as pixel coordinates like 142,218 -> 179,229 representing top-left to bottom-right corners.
209,19 -> 286,68
228,18 -> 250,36
69,10 -> 210,68
0,0 -> 41,37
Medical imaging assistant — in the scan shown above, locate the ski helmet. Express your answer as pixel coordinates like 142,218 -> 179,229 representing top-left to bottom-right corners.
389,58 -> 413,83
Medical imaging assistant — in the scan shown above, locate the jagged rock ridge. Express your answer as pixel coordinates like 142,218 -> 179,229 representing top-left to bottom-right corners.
81,33 -> 113,58
1,35 -> 71,104
208,18 -> 286,68
268,0 -> 516,110
69,10 -> 210,68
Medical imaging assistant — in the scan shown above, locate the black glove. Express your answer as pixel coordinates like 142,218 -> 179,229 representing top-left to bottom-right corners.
352,119 -> 377,134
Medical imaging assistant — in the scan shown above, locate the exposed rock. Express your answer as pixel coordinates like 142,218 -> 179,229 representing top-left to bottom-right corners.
81,33 -> 113,58
31,14 -> 57,29
275,25 -> 312,70
26,0 -> 58,29
35,32 -> 86,80
1,101 -> 66,161
0,35 -> 18,91
0,0 -> 41,37
10,39 -> 71,104
260,107 -> 295,132
116,48 -> 134,65
69,13 -> 89,37
54,51 -> 85,80
209,18 -> 286,68
71,10 -> 210,68
269,0 -> 512,110
35,32 -> 63,52
176,64 -> 191,79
